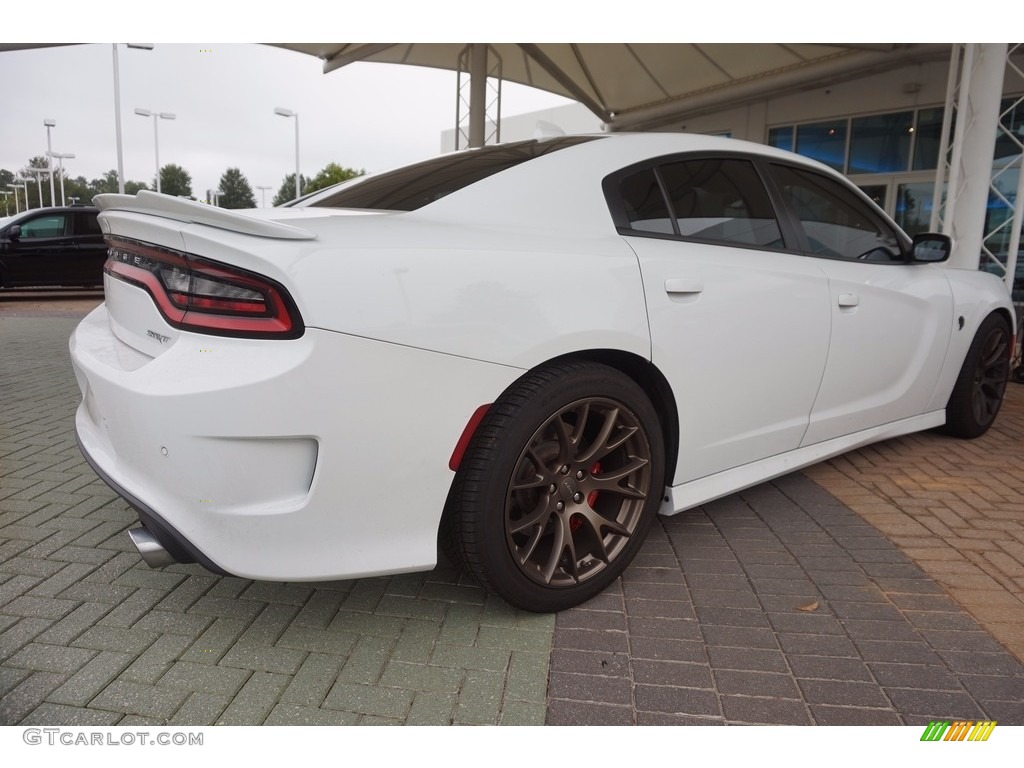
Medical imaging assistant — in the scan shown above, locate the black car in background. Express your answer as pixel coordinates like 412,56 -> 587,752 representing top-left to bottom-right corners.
0,206 -> 106,289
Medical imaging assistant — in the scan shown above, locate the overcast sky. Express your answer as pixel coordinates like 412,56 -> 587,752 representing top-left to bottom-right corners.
1,3 -> 981,206
0,43 -> 575,204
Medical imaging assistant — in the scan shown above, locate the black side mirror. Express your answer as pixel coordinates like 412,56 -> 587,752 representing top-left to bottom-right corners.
8,224 -> 20,241
911,233 -> 951,263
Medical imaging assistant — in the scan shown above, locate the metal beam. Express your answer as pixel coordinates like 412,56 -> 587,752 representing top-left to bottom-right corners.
516,44 -> 613,124
322,43 -> 397,74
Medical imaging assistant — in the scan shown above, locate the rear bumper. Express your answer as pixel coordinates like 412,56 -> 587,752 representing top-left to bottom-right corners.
70,302 -> 520,581
75,428 -> 228,574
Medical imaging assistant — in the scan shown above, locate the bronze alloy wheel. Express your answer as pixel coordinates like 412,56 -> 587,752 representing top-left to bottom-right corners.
448,360 -> 665,612
504,397 -> 652,588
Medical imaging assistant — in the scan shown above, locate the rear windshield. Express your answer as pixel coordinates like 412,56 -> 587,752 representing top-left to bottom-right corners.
302,136 -> 600,212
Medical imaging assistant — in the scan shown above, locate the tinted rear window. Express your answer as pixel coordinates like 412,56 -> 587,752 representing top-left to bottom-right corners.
304,136 -> 600,212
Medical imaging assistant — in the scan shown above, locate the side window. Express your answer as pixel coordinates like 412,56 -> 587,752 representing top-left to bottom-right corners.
771,165 -> 904,262
20,214 -> 68,239
74,213 -> 102,237
659,158 -> 784,249
619,168 -> 674,234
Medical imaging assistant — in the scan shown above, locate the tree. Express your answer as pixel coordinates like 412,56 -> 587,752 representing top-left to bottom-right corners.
89,170 -> 148,197
20,156 -> 53,207
304,163 -> 364,196
216,167 -> 256,209
156,164 -> 192,198
272,172 -> 311,207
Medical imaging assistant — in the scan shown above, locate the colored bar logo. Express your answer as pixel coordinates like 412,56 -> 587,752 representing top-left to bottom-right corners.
920,721 -> 997,741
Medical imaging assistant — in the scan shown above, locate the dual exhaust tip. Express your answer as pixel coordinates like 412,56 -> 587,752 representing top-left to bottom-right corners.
127,527 -> 178,568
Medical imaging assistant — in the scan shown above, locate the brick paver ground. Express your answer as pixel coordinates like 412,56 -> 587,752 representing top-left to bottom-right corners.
2,300 -> 1023,726
807,385 -> 1024,662
1,312 -> 551,726
546,476 -> 1024,725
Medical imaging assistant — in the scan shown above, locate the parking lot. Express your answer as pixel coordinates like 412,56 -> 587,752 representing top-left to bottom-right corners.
2,295 -> 1023,726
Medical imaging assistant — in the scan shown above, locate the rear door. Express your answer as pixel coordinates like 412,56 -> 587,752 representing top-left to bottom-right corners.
71,210 -> 107,286
3,211 -> 71,286
765,163 -> 953,445
609,156 -> 832,484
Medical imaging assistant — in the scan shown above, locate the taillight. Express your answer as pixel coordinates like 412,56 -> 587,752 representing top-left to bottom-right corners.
104,237 -> 303,339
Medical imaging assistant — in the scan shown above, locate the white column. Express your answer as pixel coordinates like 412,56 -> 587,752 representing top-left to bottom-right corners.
945,44 -> 1007,270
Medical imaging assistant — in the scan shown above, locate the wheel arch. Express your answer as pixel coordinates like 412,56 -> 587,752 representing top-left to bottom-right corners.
438,348 -> 679,558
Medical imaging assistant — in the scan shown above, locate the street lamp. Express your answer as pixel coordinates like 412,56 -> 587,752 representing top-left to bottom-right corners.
8,182 -> 27,213
25,170 -> 45,209
256,185 -> 271,207
48,151 -> 76,207
135,108 -> 176,194
112,43 -> 154,194
44,118 -> 56,206
274,107 -> 301,200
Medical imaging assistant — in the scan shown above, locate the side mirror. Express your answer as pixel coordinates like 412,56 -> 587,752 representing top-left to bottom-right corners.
911,233 -> 951,263
7,224 -> 20,241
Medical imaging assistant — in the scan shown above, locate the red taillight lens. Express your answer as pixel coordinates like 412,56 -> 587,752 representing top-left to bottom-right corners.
104,237 -> 303,339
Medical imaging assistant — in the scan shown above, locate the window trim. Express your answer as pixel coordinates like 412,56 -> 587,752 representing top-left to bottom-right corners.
760,160 -> 913,264
602,151 -> 802,255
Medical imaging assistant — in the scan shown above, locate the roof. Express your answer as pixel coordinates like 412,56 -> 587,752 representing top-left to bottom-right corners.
273,43 -> 952,129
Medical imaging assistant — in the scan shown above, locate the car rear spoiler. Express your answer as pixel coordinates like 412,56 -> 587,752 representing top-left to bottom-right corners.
93,191 -> 317,241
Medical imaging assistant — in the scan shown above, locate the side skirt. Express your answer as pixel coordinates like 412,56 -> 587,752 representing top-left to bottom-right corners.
659,411 -> 946,516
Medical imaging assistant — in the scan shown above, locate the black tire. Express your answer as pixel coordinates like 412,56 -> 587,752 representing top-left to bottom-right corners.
448,360 -> 665,612
943,313 -> 1012,438
1012,366 -> 1024,385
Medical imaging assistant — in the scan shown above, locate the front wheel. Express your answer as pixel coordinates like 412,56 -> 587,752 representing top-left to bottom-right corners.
448,361 -> 665,612
943,313 -> 1011,438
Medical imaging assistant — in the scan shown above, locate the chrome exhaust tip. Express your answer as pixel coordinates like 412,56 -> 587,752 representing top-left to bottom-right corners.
127,527 -> 177,568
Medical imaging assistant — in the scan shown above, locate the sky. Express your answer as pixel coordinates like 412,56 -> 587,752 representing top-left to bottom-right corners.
0,43 -> 575,205
0,2 -> 982,207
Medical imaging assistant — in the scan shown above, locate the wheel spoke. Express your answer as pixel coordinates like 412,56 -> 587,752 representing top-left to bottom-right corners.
575,407 -> 620,464
510,473 -> 548,492
517,522 -> 547,565
509,497 -> 553,534
577,504 -> 631,541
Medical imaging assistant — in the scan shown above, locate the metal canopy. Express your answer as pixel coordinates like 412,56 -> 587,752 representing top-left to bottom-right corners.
273,43 -> 951,129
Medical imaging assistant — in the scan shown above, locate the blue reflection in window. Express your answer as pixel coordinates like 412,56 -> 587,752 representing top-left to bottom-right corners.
768,127 -> 793,152
795,122 -> 847,171
849,112 -> 913,173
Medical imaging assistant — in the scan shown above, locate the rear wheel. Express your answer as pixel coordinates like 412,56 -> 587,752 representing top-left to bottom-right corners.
943,313 -> 1011,438
449,361 -> 664,612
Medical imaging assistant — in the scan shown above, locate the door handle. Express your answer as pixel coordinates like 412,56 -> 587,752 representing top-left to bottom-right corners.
838,293 -> 860,308
665,278 -> 704,295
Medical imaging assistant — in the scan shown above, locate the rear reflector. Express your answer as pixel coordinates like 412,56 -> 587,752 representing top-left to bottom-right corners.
449,404 -> 491,472
105,237 -> 303,339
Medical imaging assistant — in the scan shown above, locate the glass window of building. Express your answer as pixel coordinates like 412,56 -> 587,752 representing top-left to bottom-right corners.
849,112 -> 913,174
912,107 -> 948,171
795,122 -> 847,171
767,127 -> 794,152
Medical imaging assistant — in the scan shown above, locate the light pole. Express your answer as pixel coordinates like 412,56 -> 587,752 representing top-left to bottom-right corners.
256,185 -> 271,207
48,152 -> 75,207
135,108 -> 176,194
44,119 -> 56,206
112,43 -> 154,194
273,107 -> 300,200
8,182 -> 27,213
26,171 -> 44,209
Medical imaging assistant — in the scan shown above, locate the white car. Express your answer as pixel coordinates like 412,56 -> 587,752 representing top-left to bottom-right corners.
70,134 -> 1014,612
